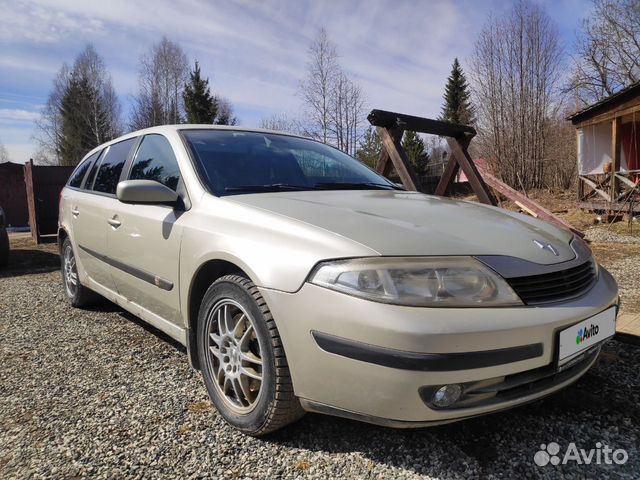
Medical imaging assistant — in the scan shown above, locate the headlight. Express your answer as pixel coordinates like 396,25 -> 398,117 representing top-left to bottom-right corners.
309,257 -> 523,307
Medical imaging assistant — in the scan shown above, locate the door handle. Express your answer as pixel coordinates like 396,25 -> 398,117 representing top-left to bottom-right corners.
71,207 -> 80,217
107,217 -> 121,228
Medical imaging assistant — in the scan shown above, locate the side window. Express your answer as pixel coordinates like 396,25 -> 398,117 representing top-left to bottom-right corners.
93,138 -> 136,194
84,149 -> 104,190
129,135 -> 181,190
68,151 -> 99,188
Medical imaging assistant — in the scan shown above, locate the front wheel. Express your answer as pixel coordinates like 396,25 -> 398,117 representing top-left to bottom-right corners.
197,275 -> 304,435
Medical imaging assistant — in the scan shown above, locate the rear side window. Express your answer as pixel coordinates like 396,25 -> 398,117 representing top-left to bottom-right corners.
68,151 -> 100,188
84,150 -> 104,190
93,138 -> 137,194
129,135 -> 181,190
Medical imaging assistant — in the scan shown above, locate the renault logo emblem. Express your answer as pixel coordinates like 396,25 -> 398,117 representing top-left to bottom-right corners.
533,239 -> 560,256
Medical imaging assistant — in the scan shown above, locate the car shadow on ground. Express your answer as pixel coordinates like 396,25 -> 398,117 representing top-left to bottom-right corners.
116,309 -> 188,355
0,248 -> 60,277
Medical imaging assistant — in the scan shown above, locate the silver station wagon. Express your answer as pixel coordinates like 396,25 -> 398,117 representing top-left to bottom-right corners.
58,125 -> 619,435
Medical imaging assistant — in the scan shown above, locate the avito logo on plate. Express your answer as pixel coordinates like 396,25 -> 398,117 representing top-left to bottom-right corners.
576,324 -> 600,345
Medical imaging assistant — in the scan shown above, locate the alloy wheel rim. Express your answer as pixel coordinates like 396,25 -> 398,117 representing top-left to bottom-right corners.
63,245 -> 78,297
206,299 -> 263,413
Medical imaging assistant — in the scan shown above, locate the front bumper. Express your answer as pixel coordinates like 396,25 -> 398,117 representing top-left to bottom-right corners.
259,266 -> 618,425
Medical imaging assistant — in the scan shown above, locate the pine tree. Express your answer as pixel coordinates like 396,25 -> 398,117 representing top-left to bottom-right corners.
440,58 -> 475,125
183,61 -> 217,124
356,127 -> 382,169
402,130 -> 429,176
58,73 -> 107,166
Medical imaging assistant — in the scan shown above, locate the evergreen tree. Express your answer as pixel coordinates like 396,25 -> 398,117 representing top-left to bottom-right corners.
183,61 -> 217,124
58,73 -> 110,166
356,127 -> 382,169
36,44 -> 121,166
182,61 -> 238,125
440,58 -> 475,125
402,130 -> 429,176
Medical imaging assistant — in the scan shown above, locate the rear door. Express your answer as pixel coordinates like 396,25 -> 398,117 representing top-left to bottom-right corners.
107,134 -> 185,326
72,138 -> 137,293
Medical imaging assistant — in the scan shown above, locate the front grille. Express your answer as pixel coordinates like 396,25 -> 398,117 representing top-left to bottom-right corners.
506,260 -> 596,305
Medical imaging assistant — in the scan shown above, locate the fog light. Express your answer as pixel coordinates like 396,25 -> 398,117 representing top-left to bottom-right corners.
432,384 -> 462,407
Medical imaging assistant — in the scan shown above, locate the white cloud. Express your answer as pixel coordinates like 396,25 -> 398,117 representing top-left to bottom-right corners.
0,109 -> 41,122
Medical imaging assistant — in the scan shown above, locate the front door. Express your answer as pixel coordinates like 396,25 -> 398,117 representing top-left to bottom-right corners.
107,134 -> 185,326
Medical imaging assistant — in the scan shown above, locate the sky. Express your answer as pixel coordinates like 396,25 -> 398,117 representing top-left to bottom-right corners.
0,0 -> 594,163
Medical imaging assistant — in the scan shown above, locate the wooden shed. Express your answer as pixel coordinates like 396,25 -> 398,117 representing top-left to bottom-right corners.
568,82 -> 640,214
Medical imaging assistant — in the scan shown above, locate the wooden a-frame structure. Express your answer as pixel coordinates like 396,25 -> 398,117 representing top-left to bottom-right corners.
368,109 -> 496,205
367,109 -> 584,237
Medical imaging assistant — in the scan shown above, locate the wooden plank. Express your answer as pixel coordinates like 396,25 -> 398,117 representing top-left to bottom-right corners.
515,201 -> 538,217
446,137 -> 497,206
579,201 -> 640,213
579,176 -> 612,202
375,127 -> 403,176
610,118 -> 621,210
377,127 -> 423,191
616,313 -> 640,345
368,109 -> 475,139
615,173 -> 636,190
478,166 -> 584,237
23,160 -> 40,244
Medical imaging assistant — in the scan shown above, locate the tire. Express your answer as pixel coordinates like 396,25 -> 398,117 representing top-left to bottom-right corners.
197,274 -> 304,435
0,228 -> 9,268
60,237 -> 99,308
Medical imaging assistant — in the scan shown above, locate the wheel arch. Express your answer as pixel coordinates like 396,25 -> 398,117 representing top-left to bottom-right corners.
186,258 -> 252,370
57,227 -> 69,254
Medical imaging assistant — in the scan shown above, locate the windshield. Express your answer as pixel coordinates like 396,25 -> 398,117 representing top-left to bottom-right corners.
181,129 -> 400,195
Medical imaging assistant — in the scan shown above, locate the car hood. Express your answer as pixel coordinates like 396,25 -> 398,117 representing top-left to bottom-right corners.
226,190 -> 576,264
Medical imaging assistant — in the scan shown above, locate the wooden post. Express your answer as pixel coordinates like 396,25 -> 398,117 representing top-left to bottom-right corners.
23,159 -> 40,244
576,129 -> 584,200
437,137 -> 497,206
435,136 -> 471,197
610,117 -> 621,212
377,127 -> 423,191
375,127 -> 403,177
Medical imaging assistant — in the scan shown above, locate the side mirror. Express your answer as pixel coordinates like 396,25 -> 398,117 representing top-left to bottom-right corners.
116,180 -> 179,205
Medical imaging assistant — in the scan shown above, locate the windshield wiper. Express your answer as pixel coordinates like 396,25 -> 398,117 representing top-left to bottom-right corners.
224,183 -> 316,193
313,182 -> 404,191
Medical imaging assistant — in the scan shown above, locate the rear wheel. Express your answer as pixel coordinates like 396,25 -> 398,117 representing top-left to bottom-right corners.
197,274 -> 304,435
61,237 -> 98,307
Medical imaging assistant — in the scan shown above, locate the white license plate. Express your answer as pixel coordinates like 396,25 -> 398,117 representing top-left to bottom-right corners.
558,307 -> 617,366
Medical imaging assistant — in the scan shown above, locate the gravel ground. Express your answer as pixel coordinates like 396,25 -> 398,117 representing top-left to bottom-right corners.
586,226 -> 640,245
586,227 -> 640,313
1,243 -> 639,479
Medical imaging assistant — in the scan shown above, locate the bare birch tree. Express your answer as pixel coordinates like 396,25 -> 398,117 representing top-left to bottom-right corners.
259,113 -> 302,133
567,0 -> 640,104
470,0 -> 562,190
130,37 -> 189,129
299,29 -> 367,155
299,29 -> 339,144
329,71 -> 366,156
